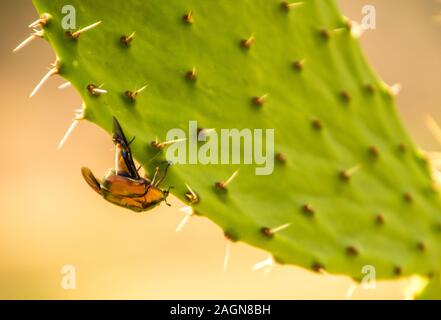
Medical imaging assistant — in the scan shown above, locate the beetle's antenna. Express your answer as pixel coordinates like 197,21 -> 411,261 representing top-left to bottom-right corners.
176,206 -> 193,232
30,61 -> 59,97
57,108 -> 84,149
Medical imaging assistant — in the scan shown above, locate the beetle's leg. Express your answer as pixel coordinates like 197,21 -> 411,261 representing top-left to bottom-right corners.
163,186 -> 173,206
154,161 -> 171,187
150,166 -> 161,185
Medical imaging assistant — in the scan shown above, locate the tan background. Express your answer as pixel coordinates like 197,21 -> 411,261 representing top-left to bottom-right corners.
1,0 -> 440,299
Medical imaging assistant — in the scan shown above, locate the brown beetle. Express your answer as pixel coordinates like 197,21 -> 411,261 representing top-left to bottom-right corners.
81,117 -> 171,212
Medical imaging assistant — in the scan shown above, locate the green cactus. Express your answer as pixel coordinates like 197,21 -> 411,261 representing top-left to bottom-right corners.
30,0 -> 441,298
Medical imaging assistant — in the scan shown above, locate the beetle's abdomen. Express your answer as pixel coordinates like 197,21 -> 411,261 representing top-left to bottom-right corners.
102,187 -> 165,212
102,173 -> 149,197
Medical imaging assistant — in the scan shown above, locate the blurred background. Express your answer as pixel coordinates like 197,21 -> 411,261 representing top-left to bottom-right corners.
1,0 -> 440,299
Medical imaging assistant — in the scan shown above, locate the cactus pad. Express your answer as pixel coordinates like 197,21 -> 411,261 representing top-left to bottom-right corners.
31,0 -> 441,298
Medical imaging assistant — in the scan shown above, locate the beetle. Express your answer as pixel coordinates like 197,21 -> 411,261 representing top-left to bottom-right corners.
81,117 -> 171,212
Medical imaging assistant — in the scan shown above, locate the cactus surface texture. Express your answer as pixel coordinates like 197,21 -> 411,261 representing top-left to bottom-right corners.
32,0 -> 441,298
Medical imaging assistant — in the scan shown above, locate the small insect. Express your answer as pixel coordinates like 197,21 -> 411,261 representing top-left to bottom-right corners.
81,117 -> 171,212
